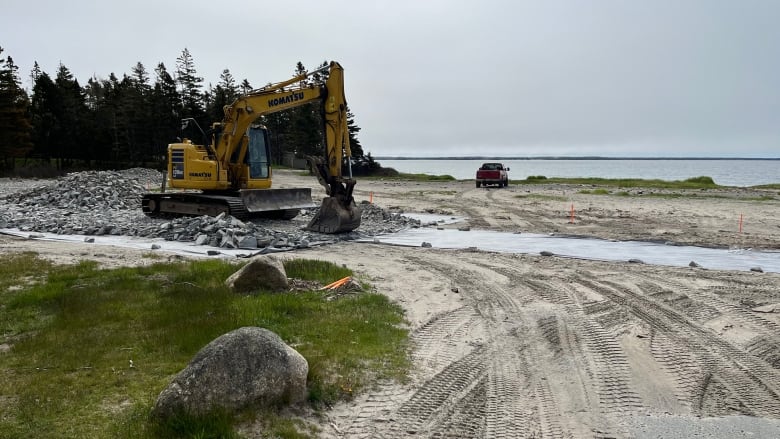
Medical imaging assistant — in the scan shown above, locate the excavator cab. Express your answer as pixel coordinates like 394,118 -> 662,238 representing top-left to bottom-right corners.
246,126 -> 270,179
239,125 -> 361,233
236,126 -> 317,218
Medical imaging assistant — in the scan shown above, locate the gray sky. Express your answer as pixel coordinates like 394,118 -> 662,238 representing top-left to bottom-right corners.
2,0 -> 779,158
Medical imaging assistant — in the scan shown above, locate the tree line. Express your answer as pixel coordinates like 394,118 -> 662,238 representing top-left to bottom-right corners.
0,47 -> 374,174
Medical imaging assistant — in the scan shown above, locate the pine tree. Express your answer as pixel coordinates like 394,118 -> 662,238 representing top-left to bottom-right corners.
240,79 -> 252,95
29,61 -> 42,89
286,62 -> 322,158
52,63 -> 89,167
125,62 -> 154,162
150,62 -> 181,161
82,76 -> 113,163
205,68 -> 240,125
346,107 -> 364,158
175,48 -> 204,120
29,70 -> 57,162
0,48 -> 34,169
219,69 -> 239,100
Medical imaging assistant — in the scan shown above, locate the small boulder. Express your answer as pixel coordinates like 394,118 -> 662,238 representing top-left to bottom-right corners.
237,235 -> 258,249
152,327 -> 308,419
226,255 -> 288,293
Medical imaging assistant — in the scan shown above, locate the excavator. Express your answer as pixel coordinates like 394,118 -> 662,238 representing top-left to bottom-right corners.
141,61 -> 361,233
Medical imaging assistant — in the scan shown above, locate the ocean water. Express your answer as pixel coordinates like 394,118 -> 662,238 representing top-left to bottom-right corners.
376,159 -> 780,187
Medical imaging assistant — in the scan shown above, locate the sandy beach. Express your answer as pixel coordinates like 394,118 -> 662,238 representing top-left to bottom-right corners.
3,170 -> 780,438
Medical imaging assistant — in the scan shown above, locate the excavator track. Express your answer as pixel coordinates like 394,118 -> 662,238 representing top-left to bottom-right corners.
142,193 -> 250,219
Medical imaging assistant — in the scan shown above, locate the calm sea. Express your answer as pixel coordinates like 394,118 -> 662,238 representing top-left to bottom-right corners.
376,159 -> 780,187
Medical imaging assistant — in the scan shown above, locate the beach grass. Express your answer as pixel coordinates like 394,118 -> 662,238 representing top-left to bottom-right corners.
0,254 -> 410,438
516,175 -> 720,189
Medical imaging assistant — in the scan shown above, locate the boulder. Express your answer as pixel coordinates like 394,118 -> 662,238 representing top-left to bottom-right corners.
225,255 -> 288,293
152,327 -> 308,419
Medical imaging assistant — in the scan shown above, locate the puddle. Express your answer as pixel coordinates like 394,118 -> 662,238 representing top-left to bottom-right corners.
4,217 -> 779,273
363,214 -> 780,274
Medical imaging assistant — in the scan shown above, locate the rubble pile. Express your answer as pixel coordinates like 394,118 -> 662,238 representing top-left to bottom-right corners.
0,168 -> 419,251
7,168 -> 162,211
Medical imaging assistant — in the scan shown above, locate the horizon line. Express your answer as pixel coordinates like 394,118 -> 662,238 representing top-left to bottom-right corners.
373,156 -> 780,161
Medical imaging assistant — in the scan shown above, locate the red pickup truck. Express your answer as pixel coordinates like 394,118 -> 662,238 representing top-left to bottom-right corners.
475,162 -> 510,188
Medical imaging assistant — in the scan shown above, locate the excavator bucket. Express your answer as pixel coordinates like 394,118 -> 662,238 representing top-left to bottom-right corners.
306,197 -> 362,233
240,188 -> 317,213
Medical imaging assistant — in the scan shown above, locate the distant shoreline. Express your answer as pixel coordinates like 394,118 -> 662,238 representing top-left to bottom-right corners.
374,156 -> 780,161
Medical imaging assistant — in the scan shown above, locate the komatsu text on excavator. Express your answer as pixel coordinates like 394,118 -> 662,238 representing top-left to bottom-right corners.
141,62 -> 361,233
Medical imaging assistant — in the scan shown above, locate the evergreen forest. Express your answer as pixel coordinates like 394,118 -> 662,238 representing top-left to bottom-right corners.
0,47 -> 379,176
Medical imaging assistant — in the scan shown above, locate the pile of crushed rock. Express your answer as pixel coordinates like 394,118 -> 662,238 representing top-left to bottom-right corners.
0,168 -> 420,251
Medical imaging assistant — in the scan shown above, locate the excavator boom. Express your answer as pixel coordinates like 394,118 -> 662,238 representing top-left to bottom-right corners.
142,61 -> 361,233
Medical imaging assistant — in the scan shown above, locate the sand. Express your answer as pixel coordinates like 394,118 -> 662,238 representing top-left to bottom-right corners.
3,170 -> 780,438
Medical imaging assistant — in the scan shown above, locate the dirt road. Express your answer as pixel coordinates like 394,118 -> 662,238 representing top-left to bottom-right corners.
3,171 -> 780,437
283,175 -> 780,438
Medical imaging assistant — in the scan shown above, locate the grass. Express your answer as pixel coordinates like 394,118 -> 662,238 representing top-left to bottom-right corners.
744,195 -> 778,201
753,183 -> 780,190
578,188 -> 610,195
518,175 -> 721,189
575,190 -> 776,201
0,254 -> 410,438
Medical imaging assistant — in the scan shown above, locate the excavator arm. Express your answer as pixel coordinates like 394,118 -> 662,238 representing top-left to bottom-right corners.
212,61 -> 360,233
146,61 -> 360,233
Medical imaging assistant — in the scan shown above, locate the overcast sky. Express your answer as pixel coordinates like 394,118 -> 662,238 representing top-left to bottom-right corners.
2,0 -> 779,158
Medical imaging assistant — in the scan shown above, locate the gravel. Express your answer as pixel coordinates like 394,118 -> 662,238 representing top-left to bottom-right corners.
0,168 -> 420,251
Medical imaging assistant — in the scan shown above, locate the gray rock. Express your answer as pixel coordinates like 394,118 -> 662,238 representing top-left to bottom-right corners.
689,261 -> 700,268
540,251 -> 554,257
237,235 -> 258,249
151,327 -> 308,419
0,168 -> 421,251
421,242 -> 432,248
226,255 -> 288,293
628,258 -> 645,264
194,233 -> 209,245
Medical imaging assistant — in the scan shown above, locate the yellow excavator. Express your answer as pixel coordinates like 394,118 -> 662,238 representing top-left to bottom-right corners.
141,61 -> 361,233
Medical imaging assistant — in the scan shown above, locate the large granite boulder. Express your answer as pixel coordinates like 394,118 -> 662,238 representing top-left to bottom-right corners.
225,255 -> 289,293
152,327 -> 308,419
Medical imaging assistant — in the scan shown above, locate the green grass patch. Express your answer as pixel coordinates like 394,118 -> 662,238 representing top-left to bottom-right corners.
751,184 -> 780,190
0,255 -> 409,438
578,188 -> 611,195
519,175 -> 721,189
742,195 -> 778,202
